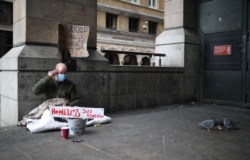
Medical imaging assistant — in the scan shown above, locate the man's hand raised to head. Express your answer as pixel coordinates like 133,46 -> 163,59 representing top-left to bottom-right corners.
48,69 -> 58,77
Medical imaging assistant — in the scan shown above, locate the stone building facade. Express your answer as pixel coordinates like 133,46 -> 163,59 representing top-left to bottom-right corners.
0,0 -> 164,65
0,0 -> 200,127
97,0 -> 164,65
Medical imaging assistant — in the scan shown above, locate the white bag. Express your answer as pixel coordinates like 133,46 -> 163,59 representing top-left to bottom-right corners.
86,115 -> 112,126
26,109 -> 68,133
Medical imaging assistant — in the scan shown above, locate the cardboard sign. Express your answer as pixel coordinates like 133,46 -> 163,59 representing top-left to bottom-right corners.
58,23 -> 89,57
49,106 -> 104,119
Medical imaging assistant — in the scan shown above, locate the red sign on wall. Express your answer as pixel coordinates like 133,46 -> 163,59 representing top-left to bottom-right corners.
214,45 -> 231,56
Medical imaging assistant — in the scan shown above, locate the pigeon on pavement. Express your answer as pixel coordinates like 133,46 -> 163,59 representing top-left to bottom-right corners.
222,118 -> 239,130
199,118 -> 239,131
198,119 -> 217,132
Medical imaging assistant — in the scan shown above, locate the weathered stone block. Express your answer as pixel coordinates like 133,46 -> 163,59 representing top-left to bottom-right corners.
26,18 -> 58,44
13,0 -> 26,22
0,71 -> 18,126
164,13 -> 183,29
0,71 -> 18,98
13,19 -> 26,45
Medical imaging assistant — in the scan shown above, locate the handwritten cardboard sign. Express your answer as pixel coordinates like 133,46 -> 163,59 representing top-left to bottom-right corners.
58,23 -> 89,57
49,106 -> 104,119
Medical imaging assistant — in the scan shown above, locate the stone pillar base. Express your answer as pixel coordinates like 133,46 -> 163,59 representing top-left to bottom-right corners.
155,28 -> 199,67
0,44 -> 60,126
155,27 -> 200,101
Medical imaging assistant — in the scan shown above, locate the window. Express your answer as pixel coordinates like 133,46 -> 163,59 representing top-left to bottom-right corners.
0,31 -> 12,58
149,0 -> 157,8
129,17 -> 139,32
0,2 -> 13,57
148,21 -> 157,35
0,1 -> 13,25
129,0 -> 138,4
106,13 -> 117,30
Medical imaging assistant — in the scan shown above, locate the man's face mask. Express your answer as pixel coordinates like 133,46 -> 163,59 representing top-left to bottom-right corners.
57,74 -> 67,82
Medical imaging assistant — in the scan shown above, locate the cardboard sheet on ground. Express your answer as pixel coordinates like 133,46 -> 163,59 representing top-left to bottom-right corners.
49,106 -> 104,119
26,106 -> 111,133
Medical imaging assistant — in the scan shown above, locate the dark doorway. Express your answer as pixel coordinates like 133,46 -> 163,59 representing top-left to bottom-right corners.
199,0 -> 249,105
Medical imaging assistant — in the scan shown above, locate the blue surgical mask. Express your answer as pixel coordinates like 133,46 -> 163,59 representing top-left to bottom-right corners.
57,74 -> 67,82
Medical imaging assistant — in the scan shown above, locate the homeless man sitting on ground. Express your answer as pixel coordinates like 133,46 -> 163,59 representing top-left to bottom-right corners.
17,63 -> 80,126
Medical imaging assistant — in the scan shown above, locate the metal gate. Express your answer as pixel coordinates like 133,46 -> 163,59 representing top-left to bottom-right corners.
202,31 -> 243,102
200,0 -> 250,106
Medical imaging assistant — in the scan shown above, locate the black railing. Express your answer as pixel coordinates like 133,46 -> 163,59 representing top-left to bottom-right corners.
101,49 -> 166,66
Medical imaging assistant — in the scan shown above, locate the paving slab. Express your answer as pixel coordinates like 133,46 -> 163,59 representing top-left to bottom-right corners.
0,103 -> 249,160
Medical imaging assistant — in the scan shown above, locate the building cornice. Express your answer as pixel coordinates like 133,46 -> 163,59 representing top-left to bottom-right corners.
97,27 -> 157,39
97,3 -> 163,23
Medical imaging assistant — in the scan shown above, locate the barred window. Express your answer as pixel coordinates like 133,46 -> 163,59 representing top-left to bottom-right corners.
148,21 -> 157,35
106,13 -> 117,30
129,17 -> 139,32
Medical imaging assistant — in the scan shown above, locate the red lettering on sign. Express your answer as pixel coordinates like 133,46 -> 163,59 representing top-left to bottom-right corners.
50,106 -> 104,119
82,108 -> 92,114
87,113 -> 104,119
51,108 -> 81,118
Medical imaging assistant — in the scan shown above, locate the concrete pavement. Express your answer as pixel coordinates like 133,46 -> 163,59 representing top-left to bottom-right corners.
0,103 -> 250,160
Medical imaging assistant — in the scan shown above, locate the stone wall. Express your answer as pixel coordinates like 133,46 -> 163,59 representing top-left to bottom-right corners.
25,62 -> 193,115
108,66 -> 189,112
0,55 -> 195,127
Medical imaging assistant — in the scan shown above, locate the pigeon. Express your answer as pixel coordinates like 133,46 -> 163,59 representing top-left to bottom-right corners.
222,118 -> 239,130
199,118 -> 239,131
198,119 -> 217,132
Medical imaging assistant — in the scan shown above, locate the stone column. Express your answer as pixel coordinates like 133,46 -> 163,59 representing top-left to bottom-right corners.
0,0 -> 98,126
156,0 -> 199,67
155,0 -> 200,100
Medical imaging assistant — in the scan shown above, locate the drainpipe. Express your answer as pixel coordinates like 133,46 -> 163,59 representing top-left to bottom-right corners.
242,0 -> 248,104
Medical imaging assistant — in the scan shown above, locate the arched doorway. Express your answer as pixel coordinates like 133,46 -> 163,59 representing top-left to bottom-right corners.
141,57 -> 150,66
105,53 -> 120,65
123,55 -> 138,65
